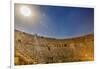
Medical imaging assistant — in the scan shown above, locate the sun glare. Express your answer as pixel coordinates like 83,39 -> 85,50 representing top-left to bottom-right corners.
20,6 -> 31,16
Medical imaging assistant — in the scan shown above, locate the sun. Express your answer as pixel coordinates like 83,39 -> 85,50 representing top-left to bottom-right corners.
20,6 -> 31,16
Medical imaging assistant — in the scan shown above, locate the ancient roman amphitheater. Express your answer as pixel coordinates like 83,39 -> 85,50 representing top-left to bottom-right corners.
14,30 -> 94,65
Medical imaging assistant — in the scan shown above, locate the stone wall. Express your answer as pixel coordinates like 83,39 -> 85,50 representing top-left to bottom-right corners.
14,30 -> 94,65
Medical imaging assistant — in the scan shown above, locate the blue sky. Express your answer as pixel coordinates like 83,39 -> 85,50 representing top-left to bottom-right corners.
15,4 -> 94,38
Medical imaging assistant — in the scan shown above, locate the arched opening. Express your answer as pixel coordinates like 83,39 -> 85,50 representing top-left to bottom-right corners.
64,44 -> 67,47
18,39 -> 21,43
47,47 -> 50,51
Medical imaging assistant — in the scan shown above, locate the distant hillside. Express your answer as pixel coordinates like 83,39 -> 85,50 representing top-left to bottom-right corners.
14,29 -> 94,65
